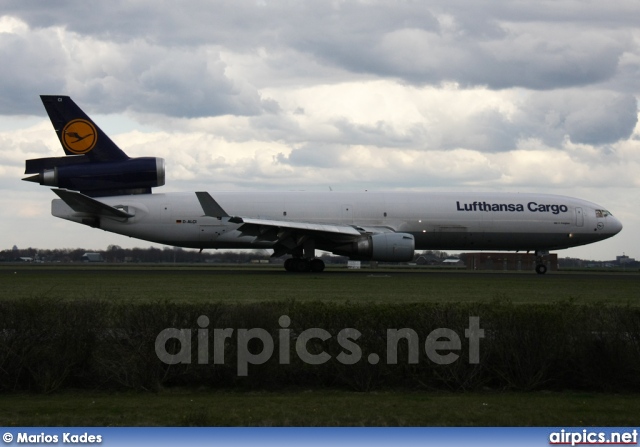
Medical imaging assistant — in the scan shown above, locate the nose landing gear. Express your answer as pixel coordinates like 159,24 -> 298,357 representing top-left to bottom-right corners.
535,263 -> 548,275
535,250 -> 549,275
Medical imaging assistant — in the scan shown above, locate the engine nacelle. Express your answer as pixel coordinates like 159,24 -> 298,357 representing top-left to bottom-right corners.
334,232 -> 415,262
25,157 -> 165,196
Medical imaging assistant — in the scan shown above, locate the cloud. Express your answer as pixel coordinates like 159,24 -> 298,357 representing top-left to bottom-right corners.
516,90 -> 638,146
0,20 -> 67,114
0,17 -> 273,118
3,1 -> 636,92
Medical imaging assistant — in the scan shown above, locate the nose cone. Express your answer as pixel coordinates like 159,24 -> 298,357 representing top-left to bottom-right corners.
609,216 -> 623,235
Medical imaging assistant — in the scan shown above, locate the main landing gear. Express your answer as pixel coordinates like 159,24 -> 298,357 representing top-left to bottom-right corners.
282,238 -> 325,272
284,257 -> 325,273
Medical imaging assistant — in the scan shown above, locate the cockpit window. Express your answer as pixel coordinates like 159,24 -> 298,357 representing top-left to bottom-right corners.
595,209 -> 612,218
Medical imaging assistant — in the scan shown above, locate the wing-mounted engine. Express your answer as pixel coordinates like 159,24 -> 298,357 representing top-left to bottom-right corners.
333,232 -> 415,262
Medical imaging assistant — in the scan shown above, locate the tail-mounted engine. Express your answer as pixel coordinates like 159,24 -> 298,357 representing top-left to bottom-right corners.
24,156 -> 165,197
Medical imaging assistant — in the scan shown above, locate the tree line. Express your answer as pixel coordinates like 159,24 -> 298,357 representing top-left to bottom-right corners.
4,245 -> 622,266
1,245 -> 354,264
1,246 -> 455,265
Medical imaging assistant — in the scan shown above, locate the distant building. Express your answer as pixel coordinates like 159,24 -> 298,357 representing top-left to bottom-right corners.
442,258 -> 465,267
81,253 -> 104,262
616,255 -> 636,264
415,253 -> 442,265
461,252 -> 557,272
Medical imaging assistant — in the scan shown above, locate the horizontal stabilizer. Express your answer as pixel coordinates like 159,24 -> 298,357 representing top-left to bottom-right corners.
25,155 -> 89,174
52,189 -> 133,219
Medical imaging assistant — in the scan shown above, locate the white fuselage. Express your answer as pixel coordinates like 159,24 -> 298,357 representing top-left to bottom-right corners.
51,191 -> 622,253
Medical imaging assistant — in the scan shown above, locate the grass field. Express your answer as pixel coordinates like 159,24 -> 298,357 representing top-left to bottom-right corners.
1,389 -> 639,427
1,264 -> 639,426
2,264 -> 639,304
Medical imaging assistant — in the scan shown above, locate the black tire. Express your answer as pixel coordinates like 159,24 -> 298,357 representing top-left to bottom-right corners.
535,264 -> 547,275
296,258 -> 310,272
284,258 -> 295,272
310,258 -> 325,272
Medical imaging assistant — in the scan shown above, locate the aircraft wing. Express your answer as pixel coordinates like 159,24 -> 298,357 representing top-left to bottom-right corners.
195,191 -> 392,256
52,189 -> 133,219
230,217 -> 368,257
231,217 -> 361,236
196,191 -> 378,238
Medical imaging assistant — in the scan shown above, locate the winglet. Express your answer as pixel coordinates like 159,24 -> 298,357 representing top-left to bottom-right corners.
195,192 -> 229,218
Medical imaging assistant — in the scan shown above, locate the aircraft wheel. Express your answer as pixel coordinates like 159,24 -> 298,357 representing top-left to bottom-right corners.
535,264 -> 547,275
284,258 -> 295,272
296,258 -> 310,272
310,258 -> 325,272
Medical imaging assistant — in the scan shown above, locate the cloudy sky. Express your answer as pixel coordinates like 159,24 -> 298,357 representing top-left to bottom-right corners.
1,0 -> 639,260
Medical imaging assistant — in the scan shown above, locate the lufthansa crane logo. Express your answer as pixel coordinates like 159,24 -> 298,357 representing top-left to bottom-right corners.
62,119 -> 97,154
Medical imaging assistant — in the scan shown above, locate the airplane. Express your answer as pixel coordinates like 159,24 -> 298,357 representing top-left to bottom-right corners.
23,95 -> 623,274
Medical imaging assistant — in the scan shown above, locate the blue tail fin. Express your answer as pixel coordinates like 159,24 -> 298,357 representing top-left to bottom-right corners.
40,95 -> 129,162
24,96 -> 165,197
